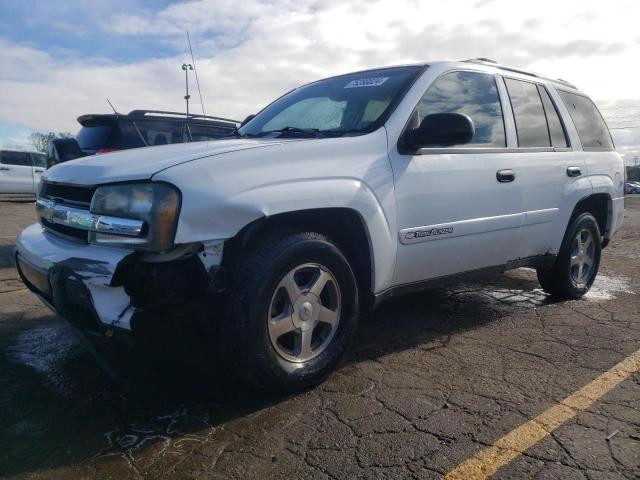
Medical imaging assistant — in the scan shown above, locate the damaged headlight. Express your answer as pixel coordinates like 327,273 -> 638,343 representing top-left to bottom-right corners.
89,182 -> 181,252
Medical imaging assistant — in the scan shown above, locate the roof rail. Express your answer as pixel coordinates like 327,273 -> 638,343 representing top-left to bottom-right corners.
464,57 -> 498,64
554,78 -> 578,89
463,58 -> 540,77
127,109 -> 240,125
461,59 -> 578,90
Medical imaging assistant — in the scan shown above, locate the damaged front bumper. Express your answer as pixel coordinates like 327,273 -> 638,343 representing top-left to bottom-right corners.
15,223 -> 224,340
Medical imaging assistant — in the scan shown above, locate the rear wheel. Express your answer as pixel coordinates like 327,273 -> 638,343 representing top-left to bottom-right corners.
537,212 -> 601,299
222,231 -> 359,393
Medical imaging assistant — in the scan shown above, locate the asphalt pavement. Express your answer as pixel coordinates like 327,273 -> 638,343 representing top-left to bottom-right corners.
1,197 -> 638,479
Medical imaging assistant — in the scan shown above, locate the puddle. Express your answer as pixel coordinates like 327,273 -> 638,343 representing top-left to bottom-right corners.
8,322 -> 82,396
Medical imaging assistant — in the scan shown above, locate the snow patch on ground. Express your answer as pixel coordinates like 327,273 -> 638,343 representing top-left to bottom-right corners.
584,274 -> 634,301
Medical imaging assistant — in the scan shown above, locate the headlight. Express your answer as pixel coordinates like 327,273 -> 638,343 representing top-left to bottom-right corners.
89,182 -> 181,251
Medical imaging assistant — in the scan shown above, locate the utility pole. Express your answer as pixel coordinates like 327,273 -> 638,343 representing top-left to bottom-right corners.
181,63 -> 194,115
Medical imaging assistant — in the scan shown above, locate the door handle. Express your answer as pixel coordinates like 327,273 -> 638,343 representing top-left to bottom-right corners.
567,166 -> 582,177
34,169 -> 44,173
0,166 -> 10,171
496,169 -> 515,183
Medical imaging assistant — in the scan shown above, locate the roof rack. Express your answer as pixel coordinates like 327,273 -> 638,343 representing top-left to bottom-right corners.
128,109 -> 240,125
461,59 -> 578,90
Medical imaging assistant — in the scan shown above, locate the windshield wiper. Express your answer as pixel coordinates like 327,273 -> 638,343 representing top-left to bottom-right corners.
250,126 -> 326,138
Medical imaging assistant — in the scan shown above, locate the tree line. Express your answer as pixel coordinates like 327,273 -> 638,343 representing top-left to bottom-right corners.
29,132 -> 73,153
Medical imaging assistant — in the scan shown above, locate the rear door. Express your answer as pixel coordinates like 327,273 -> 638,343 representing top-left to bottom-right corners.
0,151 -> 33,194
500,77 -> 573,258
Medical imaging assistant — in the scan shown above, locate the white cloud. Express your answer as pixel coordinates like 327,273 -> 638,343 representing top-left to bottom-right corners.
1,0 -> 639,159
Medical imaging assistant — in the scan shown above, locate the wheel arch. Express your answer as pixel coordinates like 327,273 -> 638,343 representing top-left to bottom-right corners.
570,193 -> 612,247
222,207 -> 377,306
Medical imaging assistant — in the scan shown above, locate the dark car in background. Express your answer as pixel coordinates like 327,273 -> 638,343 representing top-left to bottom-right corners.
48,110 -> 239,166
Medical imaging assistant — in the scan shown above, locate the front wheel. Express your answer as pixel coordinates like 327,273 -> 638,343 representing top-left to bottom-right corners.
222,231 -> 359,393
537,212 -> 601,299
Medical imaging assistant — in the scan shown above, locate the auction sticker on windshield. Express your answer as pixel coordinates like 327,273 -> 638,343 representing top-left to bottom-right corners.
344,77 -> 389,88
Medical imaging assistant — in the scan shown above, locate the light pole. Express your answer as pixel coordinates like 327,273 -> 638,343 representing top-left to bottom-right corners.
181,63 -> 194,115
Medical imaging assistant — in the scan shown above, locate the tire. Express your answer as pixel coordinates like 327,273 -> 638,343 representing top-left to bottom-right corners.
537,212 -> 601,299
222,230 -> 359,393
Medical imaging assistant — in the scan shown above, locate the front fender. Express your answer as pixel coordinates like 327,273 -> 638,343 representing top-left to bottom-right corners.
175,177 -> 396,293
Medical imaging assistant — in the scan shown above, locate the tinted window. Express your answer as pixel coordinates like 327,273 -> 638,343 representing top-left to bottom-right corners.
187,124 -> 234,142
76,126 -> 114,150
504,78 -> 550,147
31,154 -> 47,168
134,120 -> 183,146
416,71 -> 505,147
1,151 -> 30,166
537,85 -> 568,148
558,91 -> 613,150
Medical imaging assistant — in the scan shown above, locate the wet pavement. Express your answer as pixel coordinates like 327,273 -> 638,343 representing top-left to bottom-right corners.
1,197 -> 639,479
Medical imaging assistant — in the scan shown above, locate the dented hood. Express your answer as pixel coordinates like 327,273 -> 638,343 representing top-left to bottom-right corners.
44,138 -> 296,186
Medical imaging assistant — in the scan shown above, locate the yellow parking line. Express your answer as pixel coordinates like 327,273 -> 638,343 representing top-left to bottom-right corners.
444,348 -> 640,480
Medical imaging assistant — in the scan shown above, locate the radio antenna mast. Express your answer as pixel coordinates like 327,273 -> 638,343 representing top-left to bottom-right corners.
106,98 -> 119,114
186,30 -> 206,117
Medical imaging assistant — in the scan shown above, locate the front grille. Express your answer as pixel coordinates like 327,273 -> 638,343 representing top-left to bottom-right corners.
41,218 -> 88,241
39,181 -> 94,242
40,182 -> 95,208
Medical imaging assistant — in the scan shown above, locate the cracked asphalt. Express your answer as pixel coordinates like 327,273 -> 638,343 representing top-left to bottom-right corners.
1,197 -> 639,479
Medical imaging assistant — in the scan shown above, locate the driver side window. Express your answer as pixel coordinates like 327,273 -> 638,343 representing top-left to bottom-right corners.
416,71 -> 506,147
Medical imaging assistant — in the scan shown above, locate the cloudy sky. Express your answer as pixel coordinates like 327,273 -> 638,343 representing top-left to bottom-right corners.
1,0 -> 639,163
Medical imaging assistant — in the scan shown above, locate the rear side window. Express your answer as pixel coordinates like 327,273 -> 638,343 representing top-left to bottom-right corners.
537,86 -> 568,148
558,91 -> 613,150
416,71 -> 506,147
1,151 -> 30,166
134,120 -> 184,146
186,123 -> 234,142
504,78 -> 550,147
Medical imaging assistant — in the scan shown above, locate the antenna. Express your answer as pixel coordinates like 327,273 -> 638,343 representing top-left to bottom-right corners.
106,98 -> 118,114
186,30 -> 206,117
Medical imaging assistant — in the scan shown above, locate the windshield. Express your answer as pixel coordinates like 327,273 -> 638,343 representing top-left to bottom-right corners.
239,65 -> 424,138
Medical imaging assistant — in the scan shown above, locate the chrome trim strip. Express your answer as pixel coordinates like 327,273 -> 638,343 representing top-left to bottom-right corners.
414,147 -> 573,155
36,198 -> 144,237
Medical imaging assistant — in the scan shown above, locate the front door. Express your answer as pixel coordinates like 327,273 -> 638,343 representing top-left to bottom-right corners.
0,151 -> 33,194
389,70 -> 523,286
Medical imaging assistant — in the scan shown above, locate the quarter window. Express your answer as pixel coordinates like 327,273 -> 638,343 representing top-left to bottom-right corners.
416,71 -> 506,147
504,78 -> 550,147
558,91 -> 613,150
537,86 -> 568,148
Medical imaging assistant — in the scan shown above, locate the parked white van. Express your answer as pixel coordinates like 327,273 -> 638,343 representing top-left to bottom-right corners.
16,59 -> 624,391
0,150 -> 47,194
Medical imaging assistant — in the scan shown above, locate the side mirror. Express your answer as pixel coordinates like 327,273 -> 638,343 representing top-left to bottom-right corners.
240,114 -> 256,127
403,113 -> 474,149
47,138 -> 86,168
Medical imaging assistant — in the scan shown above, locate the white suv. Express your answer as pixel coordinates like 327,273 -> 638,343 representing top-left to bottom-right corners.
16,59 -> 624,391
